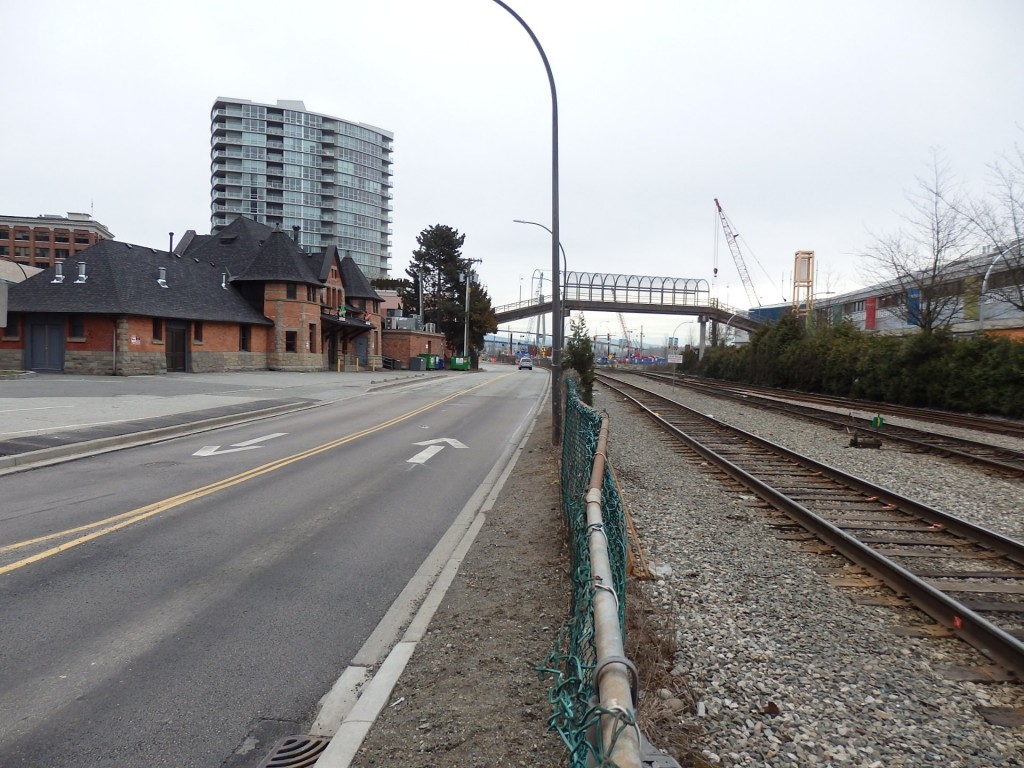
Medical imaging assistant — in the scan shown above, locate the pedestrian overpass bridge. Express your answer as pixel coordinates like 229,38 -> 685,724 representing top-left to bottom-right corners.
493,271 -> 764,334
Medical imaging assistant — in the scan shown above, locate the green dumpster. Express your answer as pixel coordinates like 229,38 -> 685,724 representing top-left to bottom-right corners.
449,356 -> 470,370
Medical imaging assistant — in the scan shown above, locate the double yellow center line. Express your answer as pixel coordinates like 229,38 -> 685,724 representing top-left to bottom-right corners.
1,379 -> 498,576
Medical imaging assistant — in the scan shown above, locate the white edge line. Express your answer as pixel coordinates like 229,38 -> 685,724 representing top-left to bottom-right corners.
309,383 -> 547,767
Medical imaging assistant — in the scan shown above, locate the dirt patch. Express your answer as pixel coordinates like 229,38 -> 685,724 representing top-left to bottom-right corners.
349,416 -> 697,766
351,419 -> 568,767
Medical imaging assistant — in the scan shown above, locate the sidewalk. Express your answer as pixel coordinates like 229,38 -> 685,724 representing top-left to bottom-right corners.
0,369 -> 439,473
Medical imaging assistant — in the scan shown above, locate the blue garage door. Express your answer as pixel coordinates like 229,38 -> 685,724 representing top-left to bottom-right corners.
27,319 -> 65,371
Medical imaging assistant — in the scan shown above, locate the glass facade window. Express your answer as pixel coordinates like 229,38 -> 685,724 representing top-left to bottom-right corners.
212,98 -> 393,278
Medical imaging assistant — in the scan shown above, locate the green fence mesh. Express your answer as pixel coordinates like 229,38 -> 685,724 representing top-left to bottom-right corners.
541,378 -> 631,766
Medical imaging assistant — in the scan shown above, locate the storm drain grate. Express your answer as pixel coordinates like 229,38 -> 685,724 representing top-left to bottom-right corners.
256,735 -> 330,768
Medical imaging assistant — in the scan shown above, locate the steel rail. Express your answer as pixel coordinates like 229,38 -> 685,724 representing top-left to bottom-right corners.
659,372 -> 1024,440
635,371 -> 1024,478
599,375 -> 1024,679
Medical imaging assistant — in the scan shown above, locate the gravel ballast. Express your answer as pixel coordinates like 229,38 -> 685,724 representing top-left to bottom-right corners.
597,380 -> 1024,768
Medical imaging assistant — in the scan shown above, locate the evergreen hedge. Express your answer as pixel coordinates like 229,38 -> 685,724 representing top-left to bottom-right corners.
696,315 -> 1024,419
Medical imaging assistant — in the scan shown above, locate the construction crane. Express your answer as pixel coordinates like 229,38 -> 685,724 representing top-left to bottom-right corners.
714,198 -> 761,308
617,313 -> 636,358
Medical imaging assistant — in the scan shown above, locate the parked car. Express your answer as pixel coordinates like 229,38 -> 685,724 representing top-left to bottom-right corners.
518,356 -> 533,370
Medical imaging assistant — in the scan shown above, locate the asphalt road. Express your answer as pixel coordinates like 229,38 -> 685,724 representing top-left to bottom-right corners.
0,367 -> 547,767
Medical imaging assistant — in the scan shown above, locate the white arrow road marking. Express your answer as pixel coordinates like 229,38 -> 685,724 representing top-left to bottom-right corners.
193,433 -> 288,457
406,438 -> 468,465
407,445 -> 445,464
412,438 -> 468,449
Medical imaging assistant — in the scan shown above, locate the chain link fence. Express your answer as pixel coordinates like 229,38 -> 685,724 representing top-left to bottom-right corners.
541,377 -> 638,767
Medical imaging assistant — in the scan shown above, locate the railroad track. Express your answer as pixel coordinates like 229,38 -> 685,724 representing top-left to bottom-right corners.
670,375 -> 1024,440
598,374 -> 1024,679
626,371 -> 1024,479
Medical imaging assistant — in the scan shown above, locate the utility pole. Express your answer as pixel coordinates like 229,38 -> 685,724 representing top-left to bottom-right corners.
462,258 -> 482,358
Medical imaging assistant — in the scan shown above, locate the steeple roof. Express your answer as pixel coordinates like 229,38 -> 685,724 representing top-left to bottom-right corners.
181,217 -> 323,287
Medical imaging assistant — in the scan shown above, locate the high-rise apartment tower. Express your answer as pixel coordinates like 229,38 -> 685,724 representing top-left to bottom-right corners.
210,98 -> 394,278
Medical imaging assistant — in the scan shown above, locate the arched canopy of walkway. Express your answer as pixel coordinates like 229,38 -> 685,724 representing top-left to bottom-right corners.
563,271 -> 709,306
493,269 -> 762,332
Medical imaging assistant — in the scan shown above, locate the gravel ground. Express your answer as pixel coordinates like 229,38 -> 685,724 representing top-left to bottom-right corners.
598,378 -> 1024,767
349,378 -> 1023,768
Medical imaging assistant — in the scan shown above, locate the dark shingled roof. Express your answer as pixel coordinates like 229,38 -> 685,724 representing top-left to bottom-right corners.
8,240 -> 273,324
182,217 -> 324,287
336,250 -> 382,302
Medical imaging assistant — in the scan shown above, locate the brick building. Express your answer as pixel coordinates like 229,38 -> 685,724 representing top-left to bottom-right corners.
0,212 -> 115,269
0,217 -> 384,375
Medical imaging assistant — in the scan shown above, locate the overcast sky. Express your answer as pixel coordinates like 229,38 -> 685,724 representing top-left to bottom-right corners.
4,0 -> 1023,344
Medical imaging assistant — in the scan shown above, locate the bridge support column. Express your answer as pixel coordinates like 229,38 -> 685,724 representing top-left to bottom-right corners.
698,315 -> 707,360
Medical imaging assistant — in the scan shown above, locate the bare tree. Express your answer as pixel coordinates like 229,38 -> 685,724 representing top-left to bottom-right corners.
862,149 -> 977,334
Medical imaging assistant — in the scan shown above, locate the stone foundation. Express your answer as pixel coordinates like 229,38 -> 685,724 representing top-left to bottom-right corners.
114,352 -> 166,376
267,352 -> 327,372
191,351 -> 269,373
65,350 -> 116,375
0,350 -> 24,371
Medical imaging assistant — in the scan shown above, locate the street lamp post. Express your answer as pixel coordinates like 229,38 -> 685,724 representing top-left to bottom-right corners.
493,0 -> 562,444
515,218 -> 568,357
514,219 -> 567,283
979,248 -> 1010,335
668,319 -> 689,386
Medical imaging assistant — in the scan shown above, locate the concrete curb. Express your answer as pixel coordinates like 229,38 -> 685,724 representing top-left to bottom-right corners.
307,381 -> 548,767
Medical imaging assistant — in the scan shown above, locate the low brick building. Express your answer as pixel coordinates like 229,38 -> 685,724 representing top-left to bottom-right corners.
1,217 -> 384,375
